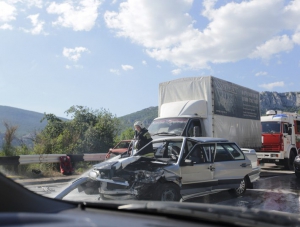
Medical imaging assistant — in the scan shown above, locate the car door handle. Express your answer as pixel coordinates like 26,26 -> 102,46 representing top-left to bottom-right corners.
240,163 -> 249,167
207,165 -> 215,171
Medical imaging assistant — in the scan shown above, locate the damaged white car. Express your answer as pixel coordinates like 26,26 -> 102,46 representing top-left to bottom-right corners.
55,137 -> 259,202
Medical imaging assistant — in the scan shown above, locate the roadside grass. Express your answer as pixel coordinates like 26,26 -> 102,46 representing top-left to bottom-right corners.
1,161 -> 96,179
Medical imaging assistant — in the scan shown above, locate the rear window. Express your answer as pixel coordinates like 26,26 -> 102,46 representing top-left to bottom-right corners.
214,143 -> 245,162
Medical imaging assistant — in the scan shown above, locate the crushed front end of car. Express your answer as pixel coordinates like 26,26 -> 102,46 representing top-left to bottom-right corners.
87,156 -> 181,201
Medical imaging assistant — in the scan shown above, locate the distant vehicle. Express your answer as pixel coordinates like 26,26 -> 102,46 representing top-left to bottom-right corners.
257,110 -> 300,170
105,140 -> 131,160
148,76 -> 261,151
57,136 -> 260,202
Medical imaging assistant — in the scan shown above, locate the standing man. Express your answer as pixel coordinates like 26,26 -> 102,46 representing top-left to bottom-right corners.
134,121 -> 153,152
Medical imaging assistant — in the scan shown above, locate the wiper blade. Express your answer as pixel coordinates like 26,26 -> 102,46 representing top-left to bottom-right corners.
152,132 -> 179,136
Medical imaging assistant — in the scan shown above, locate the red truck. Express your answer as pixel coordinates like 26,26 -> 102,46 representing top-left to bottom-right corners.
257,110 -> 300,170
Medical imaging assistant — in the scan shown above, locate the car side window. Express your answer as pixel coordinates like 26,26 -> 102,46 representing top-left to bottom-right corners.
222,144 -> 245,160
202,144 -> 214,163
214,145 -> 233,162
187,145 -> 207,164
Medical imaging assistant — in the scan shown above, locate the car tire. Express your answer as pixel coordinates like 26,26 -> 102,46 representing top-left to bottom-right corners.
153,183 -> 181,201
228,177 -> 247,197
285,151 -> 296,171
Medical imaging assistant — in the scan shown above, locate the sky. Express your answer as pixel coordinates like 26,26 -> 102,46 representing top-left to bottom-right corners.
1,0 -> 300,118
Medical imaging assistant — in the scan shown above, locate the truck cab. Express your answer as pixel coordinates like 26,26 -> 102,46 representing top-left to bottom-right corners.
257,110 -> 300,170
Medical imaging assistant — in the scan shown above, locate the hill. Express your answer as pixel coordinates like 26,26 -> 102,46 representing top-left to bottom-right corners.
1,91 -> 300,141
0,106 -> 48,137
119,92 -> 300,131
119,106 -> 158,131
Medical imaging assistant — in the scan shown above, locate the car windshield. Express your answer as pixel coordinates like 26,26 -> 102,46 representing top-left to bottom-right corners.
261,122 -> 281,133
1,0 -> 300,224
134,139 -> 183,160
148,118 -> 189,136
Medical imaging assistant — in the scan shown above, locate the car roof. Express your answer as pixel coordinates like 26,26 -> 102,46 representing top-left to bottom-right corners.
190,137 -> 229,143
152,136 -> 229,143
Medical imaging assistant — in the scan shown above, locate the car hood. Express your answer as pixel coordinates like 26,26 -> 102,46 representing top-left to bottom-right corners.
93,156 -> 142,171
93,156 -> 172,171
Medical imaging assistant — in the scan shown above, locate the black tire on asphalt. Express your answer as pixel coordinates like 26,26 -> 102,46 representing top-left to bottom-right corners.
228,177 -> 247,197
284,151 -> 296,171
152,183 -> 181,201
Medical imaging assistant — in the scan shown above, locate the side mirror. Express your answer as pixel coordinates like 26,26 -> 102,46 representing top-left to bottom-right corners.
288,128 -> 292,135
193,126 -> 200,137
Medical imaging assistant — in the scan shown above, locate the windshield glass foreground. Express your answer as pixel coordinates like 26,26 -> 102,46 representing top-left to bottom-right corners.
1,0 -> 300,225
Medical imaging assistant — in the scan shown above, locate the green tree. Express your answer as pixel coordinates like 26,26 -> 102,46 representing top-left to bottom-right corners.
2,122 -> 18,156
34,106 -> 120,155
119,127 -> 135,141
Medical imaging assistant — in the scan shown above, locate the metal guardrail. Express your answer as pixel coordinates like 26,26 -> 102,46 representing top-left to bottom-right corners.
0,153 -> 106,165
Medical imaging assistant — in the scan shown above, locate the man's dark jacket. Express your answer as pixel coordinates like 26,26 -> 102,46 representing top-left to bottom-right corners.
135,128 -> 153,150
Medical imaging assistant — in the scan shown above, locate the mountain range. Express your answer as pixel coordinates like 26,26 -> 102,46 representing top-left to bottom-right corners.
0,91 -> 300,145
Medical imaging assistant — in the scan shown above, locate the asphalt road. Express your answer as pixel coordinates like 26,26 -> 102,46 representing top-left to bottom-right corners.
21,164 -> 300,214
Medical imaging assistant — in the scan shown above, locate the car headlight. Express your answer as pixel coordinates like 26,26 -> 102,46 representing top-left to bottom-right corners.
89,170 -> 100,179
135,170 -> 164,183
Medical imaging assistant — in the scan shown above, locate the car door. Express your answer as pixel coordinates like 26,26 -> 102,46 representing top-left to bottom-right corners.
212,143 -> 252,190
180,141 -> 217,199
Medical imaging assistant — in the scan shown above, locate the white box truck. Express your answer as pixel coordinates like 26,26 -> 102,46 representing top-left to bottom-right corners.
148,76 -> 262,150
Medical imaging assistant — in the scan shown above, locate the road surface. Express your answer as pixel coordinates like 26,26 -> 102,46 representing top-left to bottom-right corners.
21,164 -> 300,214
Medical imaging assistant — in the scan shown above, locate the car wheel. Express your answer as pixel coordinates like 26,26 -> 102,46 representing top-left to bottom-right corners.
285,151 -> 296,171
153,183 -> 181,201
229,178 -> 247,197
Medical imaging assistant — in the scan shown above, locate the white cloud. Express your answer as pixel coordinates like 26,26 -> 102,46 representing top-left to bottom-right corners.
104,0 -> 300,69
21,14 -> 45,35
0,2 -> 16,23
171,69 -> 181,75
292,32 -> 300,45
255,71 -> 268,76
63,47 -> 90,61
47,0 -> 102,31
0,23 -> 13,30
142,60 -> 147,65
259,81 -> 284,90
110,69 -> 120,75
249,35 -> 294,59
121,64 -> 133,71
65,65 -> 71,69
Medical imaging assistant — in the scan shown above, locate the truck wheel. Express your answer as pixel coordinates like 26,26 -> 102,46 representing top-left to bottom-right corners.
153,183 -> 181,201
285,151 -> 296,171
228,177 -> 247,197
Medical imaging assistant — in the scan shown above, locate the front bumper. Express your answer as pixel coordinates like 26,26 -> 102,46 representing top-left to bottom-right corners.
248,167 -> 260,183
99,181 -> 156,200
257,152 -> 284,163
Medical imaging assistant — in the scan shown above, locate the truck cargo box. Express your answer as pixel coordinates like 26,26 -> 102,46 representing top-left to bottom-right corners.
157,76 -> 261,149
